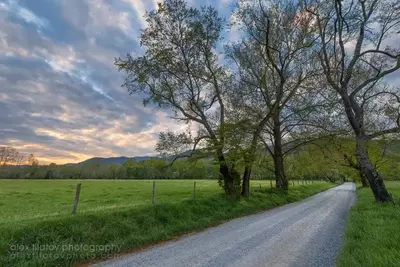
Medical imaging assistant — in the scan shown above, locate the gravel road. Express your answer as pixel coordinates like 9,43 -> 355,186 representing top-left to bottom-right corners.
94,182 -> 356,267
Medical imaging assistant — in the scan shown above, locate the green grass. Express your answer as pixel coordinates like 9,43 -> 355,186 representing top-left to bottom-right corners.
338,181 -> 400,267
1,179 -> 225,224
0,179 -> 334,267
0,179 -> 315,224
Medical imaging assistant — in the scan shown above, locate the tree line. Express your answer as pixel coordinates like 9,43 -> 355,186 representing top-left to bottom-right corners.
2,138 -> 399,184
115,0 -> 400,201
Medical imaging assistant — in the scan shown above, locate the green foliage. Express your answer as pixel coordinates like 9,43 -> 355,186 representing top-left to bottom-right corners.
122,158 -> 218,180
0,180 -> 334,267
282,138 -> 400,182
338,182 -> 400,267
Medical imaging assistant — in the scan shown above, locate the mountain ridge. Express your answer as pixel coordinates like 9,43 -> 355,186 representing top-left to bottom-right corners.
65,156 -> 154,166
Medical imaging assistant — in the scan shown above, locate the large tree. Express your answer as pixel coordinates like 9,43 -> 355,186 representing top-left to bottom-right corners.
115,0 -> 242,199
305,0 -> 400,202
228,0 -> 320,192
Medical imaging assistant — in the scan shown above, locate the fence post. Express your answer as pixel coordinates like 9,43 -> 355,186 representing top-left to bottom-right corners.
292,180 -> 295,187
297,180 -> 300,185
193,181 -> 196,199
270,180 -> 273,188
72,183 -> 81,215
152,181 -> 156,204
302,180 -> 304,185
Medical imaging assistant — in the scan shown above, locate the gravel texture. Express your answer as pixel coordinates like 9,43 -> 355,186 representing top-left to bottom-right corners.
94,183 -> 356,267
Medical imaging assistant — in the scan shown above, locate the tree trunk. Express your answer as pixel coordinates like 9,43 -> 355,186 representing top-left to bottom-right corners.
241,129 -> 261,197
274,154 -> 288,190
341,93 -> 391,202
355,138 -> 392,202
241,164 -> 251,197
359,169 -> 369,187
273,114 -> 288,190
217,151 -> 241,200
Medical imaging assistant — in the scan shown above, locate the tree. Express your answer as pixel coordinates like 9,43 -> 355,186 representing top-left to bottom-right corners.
0,146 -> 19,166
227,0 -> 321,193
15,154 -> 24,166
305,0 -> 400,202
108,164 -> 127,179
115,0 -> 241,199
45,163 -> 57,179
123,159 -> 141,178
312,136 -> 369,185
27,154 -> 39,166
27,154 -> 39,178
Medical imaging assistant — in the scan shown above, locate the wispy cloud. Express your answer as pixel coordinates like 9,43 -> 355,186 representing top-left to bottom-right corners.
5,0 -> 49,30
0,0 -> 184,164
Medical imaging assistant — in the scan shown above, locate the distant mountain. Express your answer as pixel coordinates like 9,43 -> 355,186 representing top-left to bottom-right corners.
65,156 -> 153,166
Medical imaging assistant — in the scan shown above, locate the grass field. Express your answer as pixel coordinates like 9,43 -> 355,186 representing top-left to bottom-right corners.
0,179 -> 314,224
1,179 -> 224,224
0,179 -> 334,267
338,181 -> 400,267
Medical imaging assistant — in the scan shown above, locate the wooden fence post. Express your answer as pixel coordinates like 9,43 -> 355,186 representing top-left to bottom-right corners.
72,183 -> 81,215
152,181 -> 156,204
193,181 -> 196,199
270,180 -> 273,188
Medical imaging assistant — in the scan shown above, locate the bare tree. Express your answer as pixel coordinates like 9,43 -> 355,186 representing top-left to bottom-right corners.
15,154 -> 25,166
305,0 -> 400,202
28,154 -> 39,166
0,146 -> 19,166
26,153 -> 39,178
115,0 -> 242,199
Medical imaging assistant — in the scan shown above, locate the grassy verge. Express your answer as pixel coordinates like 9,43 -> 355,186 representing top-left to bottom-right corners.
338,181 -> 400,267
0,182 -> 335,267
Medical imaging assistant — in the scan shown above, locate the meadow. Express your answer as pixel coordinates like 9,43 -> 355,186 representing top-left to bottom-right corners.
1,179 -> 223,224
338,181 -> 400,267
0,179 -> 299,224
0,179 -> 334,266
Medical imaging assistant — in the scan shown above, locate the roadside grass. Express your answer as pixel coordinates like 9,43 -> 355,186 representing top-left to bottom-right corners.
338,181 -> 400,267
0,180 -> 334,267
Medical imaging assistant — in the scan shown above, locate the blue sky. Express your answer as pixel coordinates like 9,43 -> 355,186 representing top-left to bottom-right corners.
0,0 -> 236,164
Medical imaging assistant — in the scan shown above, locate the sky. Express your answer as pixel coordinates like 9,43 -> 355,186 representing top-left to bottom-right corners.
0,0 -> 235,164
1,0 -> 399,165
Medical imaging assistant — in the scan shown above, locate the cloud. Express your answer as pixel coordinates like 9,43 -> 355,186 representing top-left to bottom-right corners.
0,0 -> 188,165
2,0 -> 397,165
4,0 -> 49,30
85,0 -> 135,37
